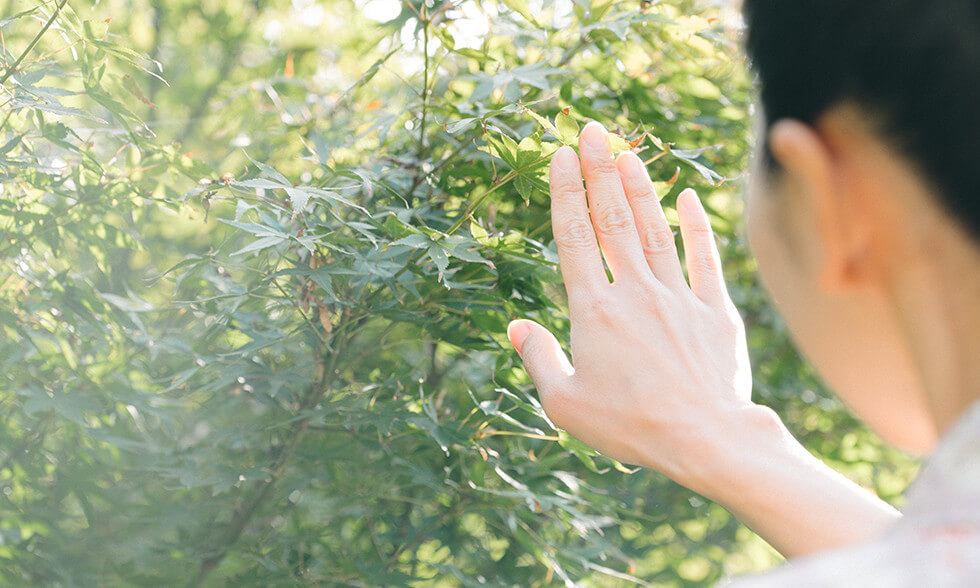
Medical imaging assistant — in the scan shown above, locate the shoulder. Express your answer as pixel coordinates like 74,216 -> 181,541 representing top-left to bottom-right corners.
723,401 -> 980,587
720,522 -> 980,587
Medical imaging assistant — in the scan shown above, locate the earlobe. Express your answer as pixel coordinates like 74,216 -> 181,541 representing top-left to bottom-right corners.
767,118 -> 852,291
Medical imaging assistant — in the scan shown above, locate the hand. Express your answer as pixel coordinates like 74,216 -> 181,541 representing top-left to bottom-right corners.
506,122 -> 902,556
507,121 -> 764,492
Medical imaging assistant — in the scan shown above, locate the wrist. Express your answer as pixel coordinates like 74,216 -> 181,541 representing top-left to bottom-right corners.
661,403 -> 799,501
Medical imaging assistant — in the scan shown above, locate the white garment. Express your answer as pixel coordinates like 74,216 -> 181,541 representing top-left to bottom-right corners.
722,401 -> 980,587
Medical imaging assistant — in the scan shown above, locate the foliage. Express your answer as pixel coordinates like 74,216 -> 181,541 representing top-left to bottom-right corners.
0,0 -> 919,585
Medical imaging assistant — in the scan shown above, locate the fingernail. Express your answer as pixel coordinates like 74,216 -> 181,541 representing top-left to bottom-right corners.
625,151 -> 645,174
507,320 -> 533,354
679,188 -> 701,211
553,145 -> 577,170
580,121 -> 607,149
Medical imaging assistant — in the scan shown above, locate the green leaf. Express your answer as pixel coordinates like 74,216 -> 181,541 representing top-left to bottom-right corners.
383,212 -> 413,238
445,117 -> 478,134
310,268 -> 336,300
285,187 -> 310,213
521,106 -> 560,138
218,219 -> 287,237
514,174 -> 533,204
99,291 -> 155,313
485,134 -> 520,168
230,235 -> 285,256
557,431 -> 606,474
433,27 -> 455,50
0,134 -> 24,156
308,186 -> 368,213
234,199 -> 257,221
443,236 -> 493,266
390,233 -> 431,249
555,112 -> 579,145
1,0 -> 883,584
145,255 -> 206,285
427,244 -> 450,280
671,146 -> 726,185
607,133 -> 631,153
500,0 -> 540,26
454,48 -> 496,62
469,221 -> 489,243
234,178 -> 285,190
245,151 -> 291,186
0,5 -> 39,29
516,136 -> 540,168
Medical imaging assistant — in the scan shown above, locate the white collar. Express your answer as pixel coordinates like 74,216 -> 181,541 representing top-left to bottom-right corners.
901,399 -> 980,524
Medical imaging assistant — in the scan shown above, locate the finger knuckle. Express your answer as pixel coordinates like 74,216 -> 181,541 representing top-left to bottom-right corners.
554,219 -> 597,252
641,223 -> 676,255
585,154 -> 618,176
593,203 -> 635,236
690,248 -> 718,277
627,183 -> 658,206
687,223 -> 715,238
631,275 -> 668,307
551,174 -> 586,197
583,294 -> 624,326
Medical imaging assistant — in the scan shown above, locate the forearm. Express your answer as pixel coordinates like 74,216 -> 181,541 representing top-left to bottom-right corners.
673,405 -> 901,559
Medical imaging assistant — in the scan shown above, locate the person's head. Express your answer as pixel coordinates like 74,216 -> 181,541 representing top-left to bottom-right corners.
740,0 -> 980,453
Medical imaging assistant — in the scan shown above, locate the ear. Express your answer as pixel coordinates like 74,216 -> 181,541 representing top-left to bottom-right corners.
767,118 -> 860,291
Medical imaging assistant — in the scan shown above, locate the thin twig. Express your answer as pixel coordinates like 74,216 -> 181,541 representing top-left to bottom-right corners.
0,415 -> 52,477
0,0 -> 69,85
341,150 -> 549,330
1,28 -> 9,69
417,6 -> 430,158
270,276 -> 327,346
191,309 -> 367,585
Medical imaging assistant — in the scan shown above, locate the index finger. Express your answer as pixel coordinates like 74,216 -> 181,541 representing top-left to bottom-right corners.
549,145 -> 607,297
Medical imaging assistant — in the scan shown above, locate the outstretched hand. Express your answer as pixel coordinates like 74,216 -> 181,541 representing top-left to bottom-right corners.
506,128 -> 904,555
507,121 -> 763,492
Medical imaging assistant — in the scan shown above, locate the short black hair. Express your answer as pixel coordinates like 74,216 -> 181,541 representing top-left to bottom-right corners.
742,0 -> 980,242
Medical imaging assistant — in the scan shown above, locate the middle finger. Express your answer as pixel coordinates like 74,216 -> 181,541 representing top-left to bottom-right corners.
578,121 -> 649,282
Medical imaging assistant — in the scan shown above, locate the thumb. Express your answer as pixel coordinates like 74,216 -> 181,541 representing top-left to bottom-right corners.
506,319 -> 574,394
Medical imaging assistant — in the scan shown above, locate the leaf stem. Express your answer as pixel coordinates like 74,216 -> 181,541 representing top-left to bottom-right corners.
0,0 -> 69,86
417,6 -> 430,158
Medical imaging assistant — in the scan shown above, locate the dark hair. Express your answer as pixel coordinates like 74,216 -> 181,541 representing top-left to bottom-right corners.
742,0 -> 980,241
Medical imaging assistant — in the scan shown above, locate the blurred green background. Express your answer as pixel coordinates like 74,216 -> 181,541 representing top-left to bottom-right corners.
0,0 -> 918,585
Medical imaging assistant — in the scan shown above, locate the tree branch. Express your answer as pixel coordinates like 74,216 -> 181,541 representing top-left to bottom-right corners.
191,310 -> 368,586
0,0 -> 69,86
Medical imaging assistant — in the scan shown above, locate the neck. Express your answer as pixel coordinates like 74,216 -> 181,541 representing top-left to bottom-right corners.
890,217 -> 980,437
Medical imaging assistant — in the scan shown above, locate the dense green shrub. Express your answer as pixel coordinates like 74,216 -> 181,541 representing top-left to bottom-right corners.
0,0 -> 918,585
